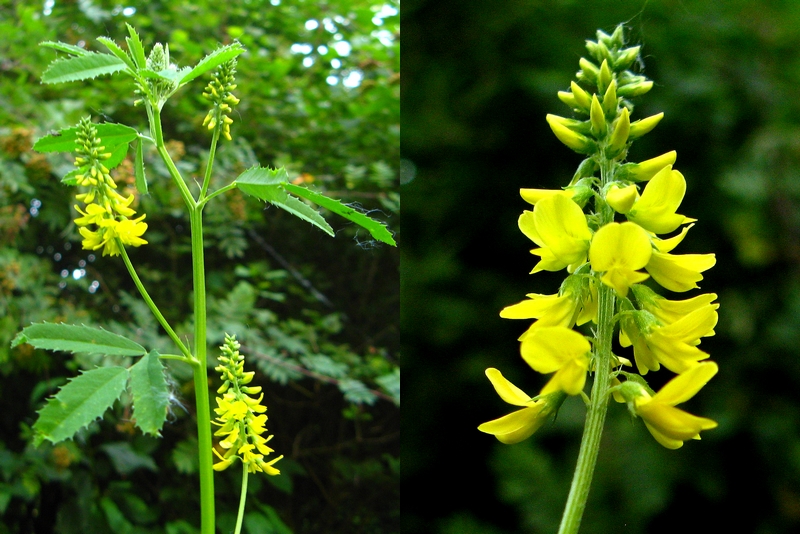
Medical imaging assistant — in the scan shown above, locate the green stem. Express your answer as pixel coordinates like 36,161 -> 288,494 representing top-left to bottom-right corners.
557,283 -> 615,534
199,183 -> 237,209
118,243 -> 191,360
200,125 -> 220,200
150,110 -> 215,534
557,156 -> 617,534
234,463 -> 249,534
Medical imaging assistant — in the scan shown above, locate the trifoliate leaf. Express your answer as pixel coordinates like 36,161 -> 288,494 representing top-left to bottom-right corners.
12,323 -> 146,356
284,183 -> 397,246
41,52 -> 127,84
179,42 -> 245,86
33,366 -> 129,445
129,351 -> 168,436
234,166 -> 333,236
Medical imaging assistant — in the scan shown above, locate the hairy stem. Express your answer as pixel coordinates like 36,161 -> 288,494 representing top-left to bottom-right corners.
557,156 -> 617,534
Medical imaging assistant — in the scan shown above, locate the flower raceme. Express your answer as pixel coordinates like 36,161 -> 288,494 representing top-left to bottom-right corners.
212,334 -> 282,475
72,117 -> 147,257
482,25 -> 718,452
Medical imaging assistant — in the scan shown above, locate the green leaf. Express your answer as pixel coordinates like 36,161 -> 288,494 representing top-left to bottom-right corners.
33,366 -> 129,445
41,52 -> 127,84
125,23 -> 147,68
12,323 -> 146,356
129,351 -> 168,436
34,122 -> 139,153
179,42 -> 245,86
338,378 -> 377,405
234,166 -> 333,236
96,36 -> 136,71
104,142 -> 130,171
40,41 -> 90,57
101,442 -> 157,476
134,139 -> 147,194
284,183 -> 397,246
376,368 -> 400,405
171,438 -> 199,475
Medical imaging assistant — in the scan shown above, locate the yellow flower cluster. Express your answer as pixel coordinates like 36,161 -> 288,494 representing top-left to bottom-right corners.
202,58 -> 239,141
72,117 -> 147,257
212,334 -> 282,475
480,26 -> 718,449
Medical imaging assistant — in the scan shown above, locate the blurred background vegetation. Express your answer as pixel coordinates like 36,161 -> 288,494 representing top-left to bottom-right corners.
0,0 -> 398,532
403,0 -> 800,533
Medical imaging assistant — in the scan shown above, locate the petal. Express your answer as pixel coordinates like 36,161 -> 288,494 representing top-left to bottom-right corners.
485,368 -> 533,406
651,361 -> 719,406
637,402 -> 717,443
533,193 -> 591,265
477,404 -> 548,444
500,294 -> 561,319
590,222 -> 652,272
659,305 -> 718,343
628,168 -> 694,234
540,356 -> 588,396
520,327 -> 591,374
654,223 -> 693,253
646,250 -> 716,292
520,188 -> 563,205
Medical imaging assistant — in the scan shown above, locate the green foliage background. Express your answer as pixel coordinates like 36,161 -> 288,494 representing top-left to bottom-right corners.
403,1 -> 800,533
0,1 -> 398,533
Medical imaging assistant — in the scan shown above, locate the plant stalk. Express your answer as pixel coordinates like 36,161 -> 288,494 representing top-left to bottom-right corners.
557,155 -> 617,534
235,463 -> 250,534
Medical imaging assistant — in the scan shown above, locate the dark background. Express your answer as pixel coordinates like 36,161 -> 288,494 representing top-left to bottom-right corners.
403,1 -> 800,532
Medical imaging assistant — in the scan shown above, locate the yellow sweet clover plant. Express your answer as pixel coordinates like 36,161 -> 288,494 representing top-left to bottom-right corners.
478,25 -> 718,533
13,25 -> 396,534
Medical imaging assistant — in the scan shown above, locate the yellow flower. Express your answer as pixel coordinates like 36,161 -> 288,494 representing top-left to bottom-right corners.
640,225 -> 716,292
621,304 -> 717,374
212,334 -> 282,475
478,368 -> 567,444
501,292 -> 579,337
626,166 -> 696,234
589,221 -> 651,296
520,326 -> 591,395
519,193 -> 592,273
631,285 -> 718,326
605,183 -> 639,214
633,361 -> 718,449
115,216 -> 148,247
74,203 -> 111,227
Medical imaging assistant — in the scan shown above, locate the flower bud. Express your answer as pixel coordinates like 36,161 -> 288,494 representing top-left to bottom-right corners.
590,94 -> 607,138
602,80 -> 617,118
569,81 -> 592,111
606,183 -> 639,214
628,112 -> 664,139
598,59 -> 613,94
577,57 -> 599,85
607,107 -> 630,157
547,115 -> 597,154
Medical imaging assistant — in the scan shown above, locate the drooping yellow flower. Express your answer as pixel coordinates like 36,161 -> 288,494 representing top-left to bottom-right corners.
519,193 -> 592,273
478,368 -> 567,444
646,250 -> 716,293
620,303 -> 717,374
631,285 -> 718,326
626,166 -> 696,234
519,326 -> 591,395
589,221 -> 651,296
212,334 -> 282,475
605,183 -> 639,214
632,361 -> 718,449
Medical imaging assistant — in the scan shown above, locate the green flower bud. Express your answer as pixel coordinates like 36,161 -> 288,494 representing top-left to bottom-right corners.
598,59 -> 613,94
577,57 -> 599,85
629,112 -> 664,139
607,107 -> 630,157
590,94 -> 607,138
602,80 -> 618,118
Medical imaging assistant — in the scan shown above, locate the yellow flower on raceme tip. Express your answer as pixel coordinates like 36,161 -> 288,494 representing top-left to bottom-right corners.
626,166 -> 696,234
617,150 -> 677,182
520,326 -> 591,395
629,361 -> 719,449
478,368 -> 567,444
519,193 -> 592,273
589,221 -> 651,296
605,183 -> 639,214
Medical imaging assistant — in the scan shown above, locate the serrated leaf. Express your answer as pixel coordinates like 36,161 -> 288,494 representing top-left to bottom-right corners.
179,42 -> 245,86
338,378 -> 377,405
126,23 -> 147,68
283,183 -> 396,246
12,323 -> 146,356
61,165 -> 87,186
234,166 -> 333,236
300,354 -> 348,378
129,351 -> 168,436
134,139 -> 147,194
33,366 -> 129,445
376,368 -> 400,405
34,122 -> 139,153
40,41 -> 90,56
96,36 -> 135,70
41,52 -> 127,84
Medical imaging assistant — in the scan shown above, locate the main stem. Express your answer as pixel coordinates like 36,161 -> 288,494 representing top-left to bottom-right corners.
557,157 -> 617,534
151,107 -> 215,534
